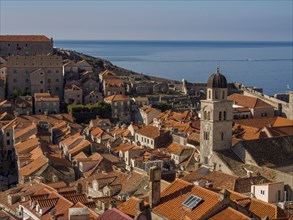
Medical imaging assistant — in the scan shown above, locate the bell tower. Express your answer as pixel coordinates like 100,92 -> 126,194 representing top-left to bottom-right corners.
200,66 -> 233,165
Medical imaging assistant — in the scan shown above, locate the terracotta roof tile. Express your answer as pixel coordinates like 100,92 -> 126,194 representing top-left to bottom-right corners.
182,167 -> 239,191
117,197 -> 147,217
228,93 -> 273,108
228,190 -> 286,219
136,125 -> 168,139
19,155 -> 48,176
104,77 -> 124,87
209,207 -> 250,220
0,35 -> 51,42
152,179 -> 221,220
98,208 -> 132,220
104,94 -> 131,102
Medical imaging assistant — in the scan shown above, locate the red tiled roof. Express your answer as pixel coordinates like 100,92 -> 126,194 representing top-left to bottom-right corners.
209,207 -> 250,220
98,208 -> 132,220
228,93 -> 273,108
19,155 -> 48,176
136,125 -> 169,139
0,35 -> 51,42
153,179 -> 221,220
228,190 -> 286,219
117,197 -> 147,217
104,94 -> 131,102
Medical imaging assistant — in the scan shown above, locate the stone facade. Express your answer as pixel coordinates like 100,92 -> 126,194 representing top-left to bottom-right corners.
7,55 -> 63,98
0,35 -> 53,57
64,84 -> 83,104
104,94 -> 132,123
34,93 -> 60,114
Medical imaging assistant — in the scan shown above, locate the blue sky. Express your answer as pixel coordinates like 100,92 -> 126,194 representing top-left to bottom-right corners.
0,0 -> 292,41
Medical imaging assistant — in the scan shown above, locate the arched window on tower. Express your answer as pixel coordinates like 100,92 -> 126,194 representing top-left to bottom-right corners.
223,111 -> 227,120
222,91 -> 225,99
208,90 -> 211,99
215,91 -> 218,99
204,111 -> 207,120
208,111 -> 211,120
219,112 -> 222,121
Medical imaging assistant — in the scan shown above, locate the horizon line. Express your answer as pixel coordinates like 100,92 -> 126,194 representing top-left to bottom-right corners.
54,39 -> 293,43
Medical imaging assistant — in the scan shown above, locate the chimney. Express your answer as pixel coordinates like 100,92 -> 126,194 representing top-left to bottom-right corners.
75,183 -> 83,194
149,166 -> 161,208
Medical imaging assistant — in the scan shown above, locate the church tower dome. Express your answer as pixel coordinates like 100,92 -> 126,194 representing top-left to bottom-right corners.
207,65 -> 227,88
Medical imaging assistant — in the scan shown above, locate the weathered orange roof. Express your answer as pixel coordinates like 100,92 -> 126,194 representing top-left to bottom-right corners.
152,179 -> 221,220
0,35 -> 51,42
35,94 -> 60,102
14,123 -> 37,139
100,69 -> 116,77
166,143 -> 185,153
228,93 -> 273,108
69,140 -> 91,156
15,137 -> 39,154
19,155 -> 48,176
60,133 -> 82,146
234,117 -> 293,129
104,77 -> 124,87
209,207 -> 250,220
140,105 -> 160,114
136,125 -> 165,138
228,190 -> 286,219
104,94 -> 130,102
117,197 -> 147,217
182,167 -> 239,191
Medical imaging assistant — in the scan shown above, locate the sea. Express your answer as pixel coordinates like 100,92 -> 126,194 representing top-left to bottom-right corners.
54,40 -> 293,96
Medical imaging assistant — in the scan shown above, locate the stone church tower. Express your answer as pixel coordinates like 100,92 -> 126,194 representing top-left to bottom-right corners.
200,66 -> 233,165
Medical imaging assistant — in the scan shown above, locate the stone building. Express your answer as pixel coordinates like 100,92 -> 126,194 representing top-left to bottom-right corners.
104,94 -> 131,123
200,67 -> 233,165
227,93 -> 275,119
34,93 -> 60,114
64,84 -> 83,104
7,55 -> 63,97
103,77 -> 125,97
0,35 -> 53,57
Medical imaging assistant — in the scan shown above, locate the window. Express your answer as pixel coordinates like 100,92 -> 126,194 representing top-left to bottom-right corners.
221,132 -> 224,141
260,190 -> 265,195
6,132 -> 10,137
223,111 -> 227,121
151,140 -> 153,145
222,91 -> 225,99
207,112 -> 210,120
6,140 -> 10,145
219,112 -> 222,121
215,91 -> 218,99
208,90 -> 211,99
8,44 -> 10,47
40,72 -> 43,75
56,87 -> 59,91
204,111 -> 207,120
40,81 -> 43,84
204,131 -> 209,140
182,195 -> 202,209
